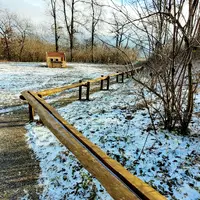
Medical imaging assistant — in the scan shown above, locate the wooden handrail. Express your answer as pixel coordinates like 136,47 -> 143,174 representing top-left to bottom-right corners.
21,90 -> 166,200
37,68 -> 141,97
37,81 -> 87,97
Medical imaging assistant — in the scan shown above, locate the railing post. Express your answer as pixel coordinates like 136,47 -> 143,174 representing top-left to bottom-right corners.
28,104 -> 34,122
38,94 -> 42,98
121,72 -> 124,83
107,76 -> 110,90
100,75 -> 104,90
131,70 -> 134,76
79,80 -> 82,100
126,71 -> 129,78
116,71 -> 119,83
86,81 -> 90,100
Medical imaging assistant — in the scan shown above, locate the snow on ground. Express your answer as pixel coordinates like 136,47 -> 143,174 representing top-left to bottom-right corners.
26,78 -> 200,200
1,62 -> 199,199
0,62 -> 114,113
26,121 -> 112,200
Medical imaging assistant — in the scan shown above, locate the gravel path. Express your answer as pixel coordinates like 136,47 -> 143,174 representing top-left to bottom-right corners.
0,110 -> 41,199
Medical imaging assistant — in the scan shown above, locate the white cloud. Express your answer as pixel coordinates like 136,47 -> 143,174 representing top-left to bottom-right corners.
0,0 -> 50,24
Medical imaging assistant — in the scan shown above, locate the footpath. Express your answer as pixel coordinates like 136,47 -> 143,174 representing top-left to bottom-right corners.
0,109 -> 40,199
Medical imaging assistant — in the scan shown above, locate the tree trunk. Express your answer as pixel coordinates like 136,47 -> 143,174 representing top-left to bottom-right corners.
70,0 -> 75,61
91,0 -> 95,63
54,9 -> 58,52
51,0 -> 59,52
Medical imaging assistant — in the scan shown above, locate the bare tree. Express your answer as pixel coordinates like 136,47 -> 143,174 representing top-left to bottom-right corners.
0,10 -> 15,60
89,0 -> 102,62
50,0 -> 59,52
62,0 -> 76,61
111,12 -> 128,48
0,9 -> 55,62
14,17 -> 32,61
111,0 -> 200,134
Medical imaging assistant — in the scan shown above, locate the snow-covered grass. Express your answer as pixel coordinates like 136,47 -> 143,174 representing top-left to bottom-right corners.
26,121 -> 112,200
0,62 -> 113,113
1,62 -> 199,199
26,79 -> 200,200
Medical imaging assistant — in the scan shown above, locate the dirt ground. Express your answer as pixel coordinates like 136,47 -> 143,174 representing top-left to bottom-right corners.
0,109 -> 41,200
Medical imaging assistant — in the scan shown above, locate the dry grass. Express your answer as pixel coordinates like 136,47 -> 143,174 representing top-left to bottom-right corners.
67,46 -> 137,64
0,38 -> 137,64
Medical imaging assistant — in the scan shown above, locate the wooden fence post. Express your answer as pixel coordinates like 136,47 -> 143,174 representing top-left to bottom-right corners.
28,104 -> 34,121
131,70 -> 134,76
86,81 -> 90,100
121,72 -> 124,83
116,72 -> 119,83
100,75 -> 104,90
107,76 -> 110,90
126,71 -> 129,78
79,80 -> 82,100
37,96 -> 43,123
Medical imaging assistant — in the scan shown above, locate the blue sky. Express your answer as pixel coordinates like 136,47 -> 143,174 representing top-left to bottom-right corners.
0,0 -> 49,24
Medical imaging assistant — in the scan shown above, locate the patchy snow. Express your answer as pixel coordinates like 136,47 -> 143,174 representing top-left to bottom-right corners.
1,62 -> 199,199
26,122 -> 112,200
0,62 -> 115,113
26,79 -> 200,200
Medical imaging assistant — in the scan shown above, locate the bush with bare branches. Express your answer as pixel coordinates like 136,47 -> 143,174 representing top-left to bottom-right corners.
111,0 -> 200,134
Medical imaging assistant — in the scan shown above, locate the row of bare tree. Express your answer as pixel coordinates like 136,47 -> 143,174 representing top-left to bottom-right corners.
0,10 -> 56,61
0,10 -> 31,61
0,1 -> 136,63
47,0 -> 135,61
